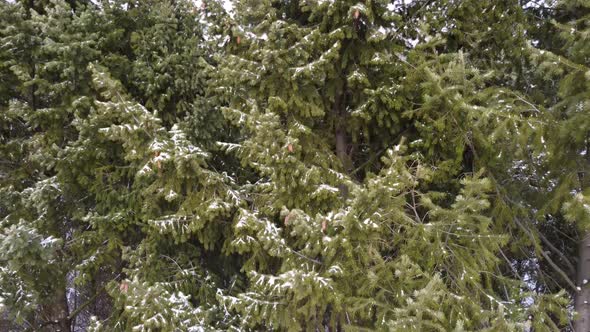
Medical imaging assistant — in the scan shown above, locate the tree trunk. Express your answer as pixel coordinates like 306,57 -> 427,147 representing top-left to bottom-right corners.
335,126 -> 349,171
332,86 -> 351,200
577,142 -> 590,332
40,284 -> 71,332
576,233 -> 590,332
332,85 -> 351,173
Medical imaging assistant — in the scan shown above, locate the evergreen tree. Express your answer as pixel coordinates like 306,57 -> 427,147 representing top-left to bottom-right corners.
77,63 -> 238,330
0,1 -> 104,329
0,0 -> 584,330
213,0 -> 569,330
0,0 -> 233,330
523,0 -> 590,329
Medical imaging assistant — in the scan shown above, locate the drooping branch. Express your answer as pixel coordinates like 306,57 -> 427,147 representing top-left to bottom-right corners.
513,218 -> 577,291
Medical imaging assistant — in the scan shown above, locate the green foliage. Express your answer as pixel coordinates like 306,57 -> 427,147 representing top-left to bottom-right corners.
0,0 -> 581,331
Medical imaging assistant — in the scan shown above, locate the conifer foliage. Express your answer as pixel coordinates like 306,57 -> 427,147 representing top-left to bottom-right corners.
0,0 -> 586,331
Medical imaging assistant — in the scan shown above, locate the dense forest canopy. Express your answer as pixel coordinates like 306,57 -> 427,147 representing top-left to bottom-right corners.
1,0 -> 590,330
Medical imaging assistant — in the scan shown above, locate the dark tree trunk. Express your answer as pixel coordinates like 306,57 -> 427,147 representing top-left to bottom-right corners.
332,85 -> 351,199
576,152 -> 590,331
576,234 -> 590,332
332,86 -> 351,173
40,285 -> 71,332
335,126 -> 348,171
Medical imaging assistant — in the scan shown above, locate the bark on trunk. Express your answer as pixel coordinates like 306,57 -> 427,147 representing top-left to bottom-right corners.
576,142 -> 590,331
335,126 -> 349,171
576,233 -> 590,332
40,285 -> 71,332
332,86 -> 351,199
332,86 -> 351,173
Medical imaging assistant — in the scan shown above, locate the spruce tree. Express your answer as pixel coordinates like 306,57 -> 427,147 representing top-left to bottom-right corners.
0,1 -> 104,329
213,0 -> 569,330
0,0 -> 583,330
524,0 -> 590,329
0,0 -> 233,330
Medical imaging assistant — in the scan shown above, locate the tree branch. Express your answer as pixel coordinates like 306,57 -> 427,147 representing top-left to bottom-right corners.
67,285 -> 106,322
514,217 -> 577,291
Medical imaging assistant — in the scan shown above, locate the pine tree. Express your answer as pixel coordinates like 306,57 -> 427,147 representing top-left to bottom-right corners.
76,63 -> 238,330
0,0 -> 582,330
0,1 -> 104,329
0,0 -> 234,330
414,2 -> 581,329
523,1 -> 590,329
212,0 -> 569,330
